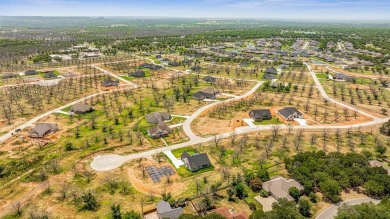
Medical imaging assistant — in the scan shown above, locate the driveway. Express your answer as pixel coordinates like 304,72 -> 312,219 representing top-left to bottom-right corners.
316,198 -> 380,219
294,118 -> 308,126
163,151 -> 184,168
254,196 -> 277,212
243,118 -> 257,128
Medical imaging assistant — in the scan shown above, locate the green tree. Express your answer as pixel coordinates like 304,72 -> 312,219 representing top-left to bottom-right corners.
319,179 -> 341,203
235,183 -> 247,199
123,210 -> 142,219
288,187 -> 301,202
249,178 -> 263,192
81,191 -> 99,211
298,199 -> 311,217
111,204 -> 122,219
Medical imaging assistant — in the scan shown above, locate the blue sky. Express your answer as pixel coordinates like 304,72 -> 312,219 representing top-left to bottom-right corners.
0,0 -> 389,20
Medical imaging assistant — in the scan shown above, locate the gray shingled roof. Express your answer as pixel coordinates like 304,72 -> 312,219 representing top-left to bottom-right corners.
181,152 -> 211,171
262,177 -> 303,201
157,201 -> 183,219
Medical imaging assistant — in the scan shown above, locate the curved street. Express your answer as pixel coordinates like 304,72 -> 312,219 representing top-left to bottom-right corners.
91,63 -> 389,171
316,198 -> 381,219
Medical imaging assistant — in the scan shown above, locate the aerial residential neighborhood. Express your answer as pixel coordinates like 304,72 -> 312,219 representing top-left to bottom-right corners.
0,2 -> 389,219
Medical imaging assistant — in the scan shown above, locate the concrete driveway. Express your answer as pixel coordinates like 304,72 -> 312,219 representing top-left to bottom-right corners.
243,118 -> 257,128
254,196 -> 277,212
163,151 -> 184,168
294,118 -> 308,126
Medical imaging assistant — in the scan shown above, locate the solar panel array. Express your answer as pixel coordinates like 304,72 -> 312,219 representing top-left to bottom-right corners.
146,166 -> 175,183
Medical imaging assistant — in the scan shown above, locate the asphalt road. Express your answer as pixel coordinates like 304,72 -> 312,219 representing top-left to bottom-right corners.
316,198 -> 380,219
90,63 -> 389,171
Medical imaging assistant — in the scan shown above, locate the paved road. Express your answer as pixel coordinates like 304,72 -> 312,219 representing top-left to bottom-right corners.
306,63 -> 378,120
181,81 -> 263,141
316,198 -> 380,219
91,65 -> 139,88
90,63 -> 390,171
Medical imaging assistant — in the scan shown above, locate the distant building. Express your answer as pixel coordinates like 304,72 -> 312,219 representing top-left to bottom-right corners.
44,71 -> 57,78
181,152 -> 211,172
277,107 -> 304,121
262,73 -> 277,80
203,76 -> 217,83
25,70 -> 38,76
156,201 -> 182,219
1,73 -> 17,79
129,70 -> 145,78
264,67 -> 277,74
262,177 -> 304,201
140,63 -> 162,70
28,123 -> 59,138
191,65 -> 202,71
333,73 -> 355,82
101,79 -> 119,87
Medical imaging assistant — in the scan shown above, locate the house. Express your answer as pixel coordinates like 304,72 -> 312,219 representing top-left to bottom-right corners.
262,73 -> 277,80
264,67 -> 277,74
344,64 -> 361,70
44,71 -> 57,78
277,107 -> 304,121
191,65 -> 202,71
277,64 -> 289,70
249,109 -> 272,122
193,88 -> 219,100
369,160 -> 390,175
168,61 -> 180,67
333,73 -> 355,82
157,201 -> 182,219
213,207 -> 248,219
129,70 -> 145,78
70,103 -> 93,114
148,121 -> 171,139
262,177 -> 304,201
203,76 -> 217,83
181,152 -> 211,172
156,54 -> 162,59
1,73 -> 17,79
28,123 -> 59,138
140,63 -> 162,70
23,77 -> 40,83
101,79 -> 119,87
62,72 -> 77,78
25,70 -> 38,76
146,112 -> 172,124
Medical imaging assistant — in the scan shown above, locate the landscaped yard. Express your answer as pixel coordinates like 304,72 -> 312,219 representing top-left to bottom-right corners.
315,73 -> 328,79
171,146 -> 197,158
176,165 -> 215,178
253,118 -> 283,125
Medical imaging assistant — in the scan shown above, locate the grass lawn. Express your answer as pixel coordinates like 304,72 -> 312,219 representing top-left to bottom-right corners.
171,146 -> 197,158
176,165 -> 214,178
315,73 -> 328,79
253,118 -> 283,125
120,75 -> 136,81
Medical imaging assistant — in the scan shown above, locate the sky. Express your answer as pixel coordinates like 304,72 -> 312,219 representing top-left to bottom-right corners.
0,0 -> 389,20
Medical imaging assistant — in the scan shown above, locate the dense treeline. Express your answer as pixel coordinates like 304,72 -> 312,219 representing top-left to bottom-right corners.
285,151 -> 390,203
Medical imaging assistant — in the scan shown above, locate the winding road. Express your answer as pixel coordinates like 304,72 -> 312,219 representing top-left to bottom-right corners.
0,65 -> 136,143
90,62 -> 389,171
316,198 -> 380,219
